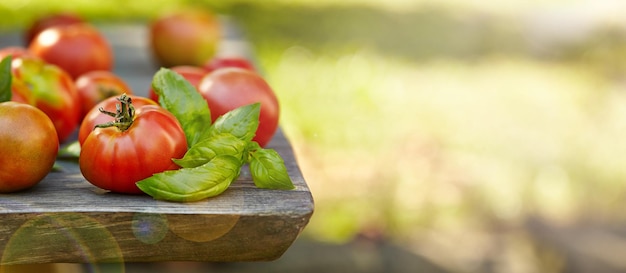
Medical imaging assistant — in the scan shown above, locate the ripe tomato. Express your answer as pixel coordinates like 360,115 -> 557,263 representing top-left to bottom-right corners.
78,95 -> 157,146
10,57 -> 80,143
149,10 -> 221,67
203,56 -> 256,73
25,12 -> 84,45
0,102 -> 58,192
197,67 -> 279,147
28,24 -> 112,79
79,95 -> 187,194
147,65 -> 206,102
76,70 -> 133,120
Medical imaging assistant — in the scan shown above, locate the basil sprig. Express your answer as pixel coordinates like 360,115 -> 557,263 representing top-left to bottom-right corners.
208,102 -> 260,142
136,68 -> 294,202
173,133 -> 247,168
0,56 -> 12,102
247,141 -> 295,190
151,68 -> 212,148
137,155 -> 243,202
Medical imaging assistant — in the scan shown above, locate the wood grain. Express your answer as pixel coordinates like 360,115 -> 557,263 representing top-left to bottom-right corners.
0,130 -> 313,265
0,22 -> 314,264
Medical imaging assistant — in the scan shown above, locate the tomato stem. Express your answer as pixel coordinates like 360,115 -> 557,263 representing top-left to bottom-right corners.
95,94 -> 135,131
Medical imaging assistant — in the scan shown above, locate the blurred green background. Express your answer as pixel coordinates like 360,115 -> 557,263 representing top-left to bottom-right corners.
4,0 -> 626,272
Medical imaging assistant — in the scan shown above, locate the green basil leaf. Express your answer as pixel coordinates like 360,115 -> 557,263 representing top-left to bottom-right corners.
209,103 -> 260,142
249,148 -> 295,190
173,133 -> 247,168
152,68 -> 212,147
245,140 -> 262,163
172,145 -> 217,169
136,155 -> 242,202
57,140 -> 81,160
0,56 -> 12,103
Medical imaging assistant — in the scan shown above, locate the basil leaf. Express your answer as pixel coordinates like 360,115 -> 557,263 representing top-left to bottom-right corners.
57,140 -> 81,160
0,56 -> 12,103
209,103 -> 260,142
136,155 -> 242,202
172,145 -> 217,169
173,133 -> 247,168
249,148 -> 295,190
245,140 -> 262,163
152,68 -> 212,147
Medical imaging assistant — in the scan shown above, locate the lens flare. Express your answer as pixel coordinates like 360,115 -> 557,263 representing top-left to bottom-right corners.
0,213 -> 124,273
131,213 -> 168,245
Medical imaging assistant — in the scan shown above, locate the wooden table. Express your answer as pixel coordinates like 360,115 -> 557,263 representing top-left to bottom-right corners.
0,21 -> 314,265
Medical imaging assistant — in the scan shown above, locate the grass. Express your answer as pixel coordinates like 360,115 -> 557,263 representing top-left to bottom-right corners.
229,2 -> 626,271
4,0 -> 626,272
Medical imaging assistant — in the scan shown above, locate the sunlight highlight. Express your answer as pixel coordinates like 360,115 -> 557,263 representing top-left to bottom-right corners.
35,29 -> 60,47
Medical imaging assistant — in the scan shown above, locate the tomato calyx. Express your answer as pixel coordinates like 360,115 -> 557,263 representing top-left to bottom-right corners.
95,93 -> 135,131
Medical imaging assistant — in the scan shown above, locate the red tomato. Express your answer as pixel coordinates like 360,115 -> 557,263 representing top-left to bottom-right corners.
0,102 -> 58,192
149,10 -> 221,67
10,57 -> 80,143
147,65 -> 206,102
203,56 -> 256,73
25,12 -> 84,45
79,95 -> 187,194
10,75 -> 34,104
28,24 -> 112,79
197,67 -> 280,147
78,95 -> 157,146
76,70 -> 133,119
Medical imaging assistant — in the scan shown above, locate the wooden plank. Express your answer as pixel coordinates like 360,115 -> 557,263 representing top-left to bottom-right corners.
0,21 -> 314,264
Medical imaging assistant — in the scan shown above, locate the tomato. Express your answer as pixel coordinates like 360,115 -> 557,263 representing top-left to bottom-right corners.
79,95 -> 187,194
0,102 -> 58,192
203,56 -> 256,73
76,70 -> 133,120
197,67 -> 280,147
10,57 -> 80,143
147,65 -> 206,102
25,12 -> 84,45
28,24 -> 112,79
149,10 -> 221,67
9,74 -> 33,104
78,95 -> 157,146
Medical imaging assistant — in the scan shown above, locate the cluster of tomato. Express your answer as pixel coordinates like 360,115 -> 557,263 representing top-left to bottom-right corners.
0,9 -> 281,194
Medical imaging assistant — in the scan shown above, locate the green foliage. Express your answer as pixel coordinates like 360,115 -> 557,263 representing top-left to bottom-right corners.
139,70 -> 293,202
152,68 -> 212,148
248,141 -> 294,190
173,133 -> 246,168
0,56 -> 11,103
208,102 -> 260,143
137,155 -> 242,202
